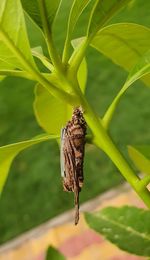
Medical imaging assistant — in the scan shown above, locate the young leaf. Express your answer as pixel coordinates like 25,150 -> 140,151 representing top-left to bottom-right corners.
103,49 -> 150,128
34,52 -> 87,134
63,0 -> 91,63
0,0 -> 36,71
68,0 -> 91,35
85,206 -> 150,256
31,46 -> 54,72
87,0 -> 131,37
91,23 -> 150,86
46,246 -> 65,260
0,134 -> 58,195
128,145 -> 150,175
21,0 -> 62,31
69,1 -> 132,74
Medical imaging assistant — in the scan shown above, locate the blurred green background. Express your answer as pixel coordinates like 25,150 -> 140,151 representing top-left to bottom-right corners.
0,0 -> 150,244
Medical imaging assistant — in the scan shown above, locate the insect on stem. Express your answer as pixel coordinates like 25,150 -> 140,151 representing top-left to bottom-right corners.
60,107 -> 86,225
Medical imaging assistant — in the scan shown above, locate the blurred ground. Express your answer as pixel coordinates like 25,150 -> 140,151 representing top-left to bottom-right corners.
0,0 -> 150,244
0,184 -> 146,260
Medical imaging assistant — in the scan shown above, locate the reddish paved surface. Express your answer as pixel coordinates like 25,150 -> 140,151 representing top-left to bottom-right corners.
59,229 -> 104,257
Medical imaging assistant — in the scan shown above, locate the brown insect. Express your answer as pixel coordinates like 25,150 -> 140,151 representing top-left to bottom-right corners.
60,107 -> 86,225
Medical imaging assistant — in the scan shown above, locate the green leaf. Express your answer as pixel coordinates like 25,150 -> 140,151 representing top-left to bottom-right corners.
34,45 -> 87,134
103,49 -> 150,128
0,76 -> 5,81
21,0 -> 62,31
87,0 -> 131,37
115,48 -> 150,96
31,46 -> 54,72
34,85 -> 72,134
128,145 -> 150,175
69,2 -> 132,73
124,49 -> 150,87
63,0 -> 91,63
0,134 -> 58,195
85,206 -> 150,256
91,23 -> 150,85
46,246 -> 65,260
32,46 -> 44,55
67,0 -> 91,38
0,0 -> 36,71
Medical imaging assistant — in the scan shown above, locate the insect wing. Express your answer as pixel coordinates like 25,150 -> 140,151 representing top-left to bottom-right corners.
63,136 -> 76,179
63,135 -> 79,224
60,127 -> 65,177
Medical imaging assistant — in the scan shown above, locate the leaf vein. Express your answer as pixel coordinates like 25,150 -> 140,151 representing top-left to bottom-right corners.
98,214 -> 150,241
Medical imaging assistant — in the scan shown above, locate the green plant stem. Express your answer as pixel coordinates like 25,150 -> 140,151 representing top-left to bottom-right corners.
62,0 -> 75,65
0,29 -> 78,105
80,95 -> 150,208
35,72 -> 78,104
62,32 -> 70,65
103,89 -> 122,129
140,175 -> 150,189
37,0 -> 63,74
103,79 -> 133,129
2,4 -> 150,208
69,37 -> 90,76
0,70 -> 35,80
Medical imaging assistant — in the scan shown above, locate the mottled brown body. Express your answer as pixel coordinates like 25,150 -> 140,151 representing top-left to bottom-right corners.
61,107 -> 86,225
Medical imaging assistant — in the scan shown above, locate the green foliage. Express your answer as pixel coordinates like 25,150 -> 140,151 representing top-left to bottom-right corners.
46,246 -> 65,260
34,48 -> 87,134
31,46 -> 54,72
0,0 -> 36,70
69,0 -> 132,75
87,0 -> 131,37
103,49 -> 150,128
21,0 -> 61,31
125,49 -> 150,87
0,134 -> 58,194
68,0 -> 91,35
85,206 -> 150,256
34,85 -> 72,134
0,0 -> 150,256
128,145 -> 150,175
63,0 -> 91,63
91,23 -> 150,85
